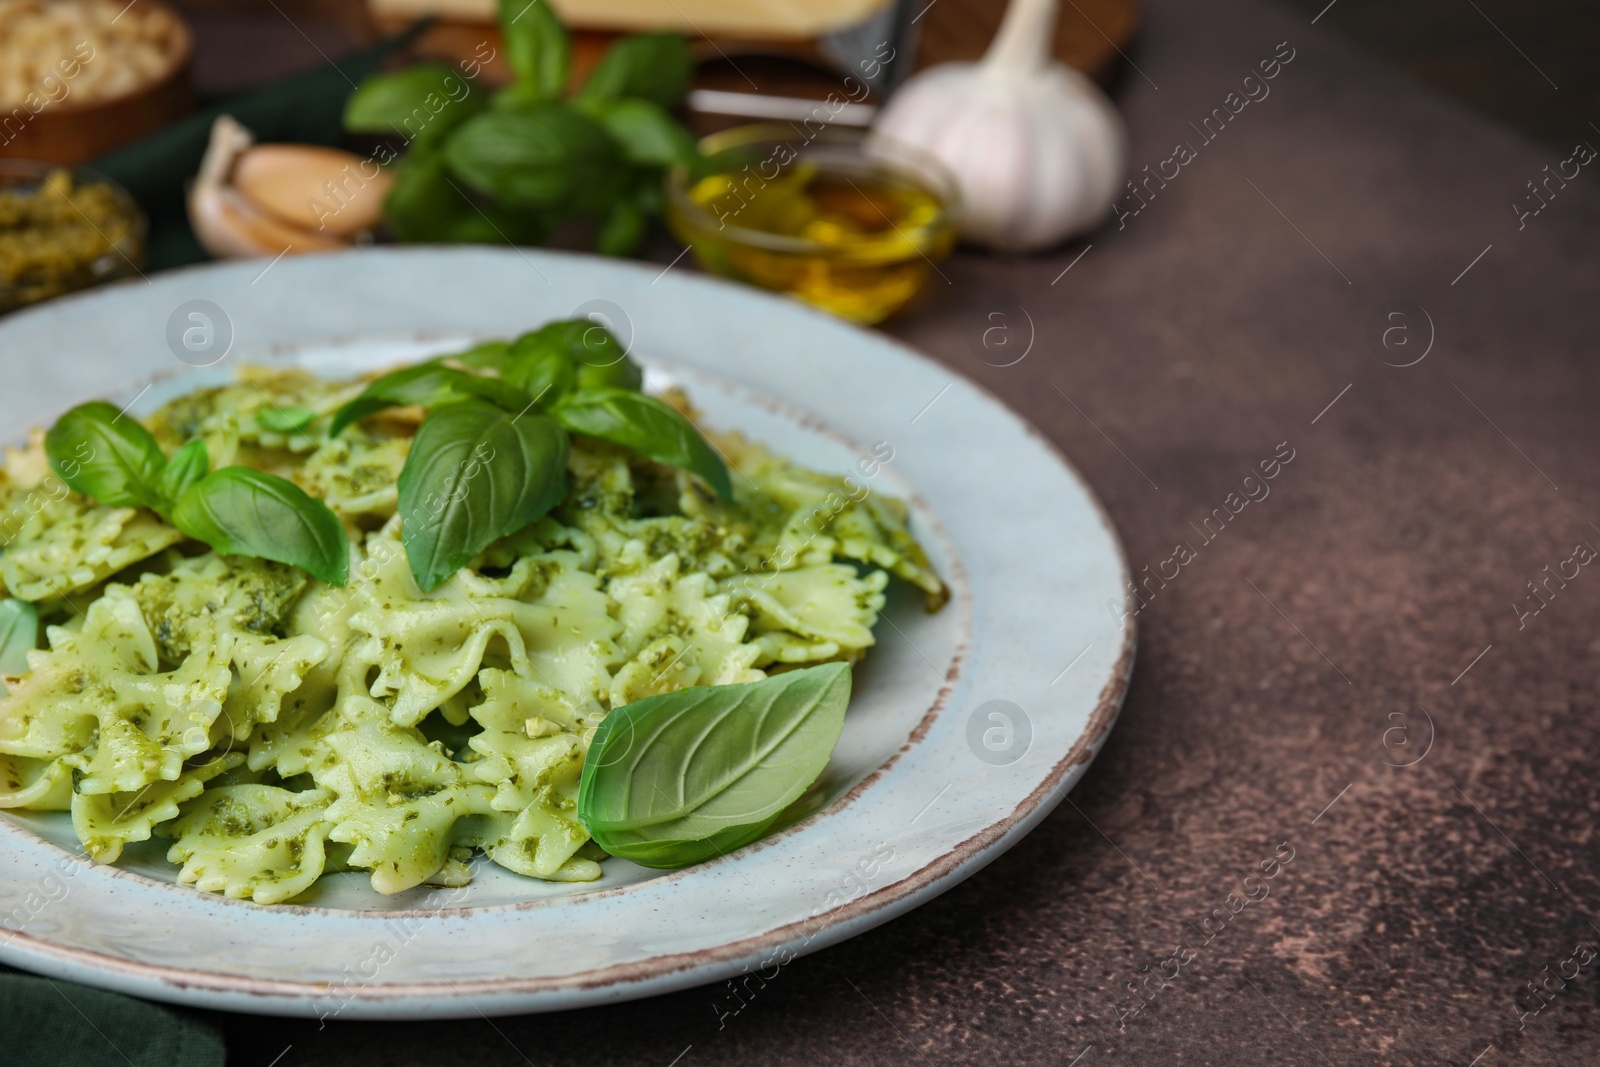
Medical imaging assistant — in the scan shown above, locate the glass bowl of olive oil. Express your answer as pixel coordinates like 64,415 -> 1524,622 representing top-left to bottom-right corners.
665,124 -> 960,324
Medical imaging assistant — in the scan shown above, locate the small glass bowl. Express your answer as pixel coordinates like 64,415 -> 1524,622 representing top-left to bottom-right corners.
0,160 -> 146,314
665,124 -> 960,324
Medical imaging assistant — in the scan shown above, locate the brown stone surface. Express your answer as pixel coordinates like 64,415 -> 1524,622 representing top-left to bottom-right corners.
916,0 -> 1143,82
210,0 -> 1599,1062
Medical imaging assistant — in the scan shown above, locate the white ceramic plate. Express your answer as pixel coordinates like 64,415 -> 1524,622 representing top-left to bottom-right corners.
0,248 -> 1133,1018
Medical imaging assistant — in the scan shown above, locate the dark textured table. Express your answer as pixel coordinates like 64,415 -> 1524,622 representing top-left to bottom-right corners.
205,0 -> 1597,1063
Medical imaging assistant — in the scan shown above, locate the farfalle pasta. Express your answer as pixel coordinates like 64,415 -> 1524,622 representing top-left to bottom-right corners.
0,363 -> 943,903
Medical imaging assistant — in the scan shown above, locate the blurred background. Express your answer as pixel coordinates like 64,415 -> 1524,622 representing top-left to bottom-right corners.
1,0 -> 1596,317
31,0 -> 1594,150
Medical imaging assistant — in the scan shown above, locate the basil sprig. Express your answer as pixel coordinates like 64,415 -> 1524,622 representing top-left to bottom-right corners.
346,319 -> 731,592
44,404 -> 349,586
577,663 -> 852,868
444,105 -> 625,214
344,0 -> 700,256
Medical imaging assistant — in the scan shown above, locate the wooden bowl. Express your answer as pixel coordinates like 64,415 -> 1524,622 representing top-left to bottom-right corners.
0,0 -> 195,166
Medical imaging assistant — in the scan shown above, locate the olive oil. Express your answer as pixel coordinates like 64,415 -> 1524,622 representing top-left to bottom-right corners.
667,132 -> 957,324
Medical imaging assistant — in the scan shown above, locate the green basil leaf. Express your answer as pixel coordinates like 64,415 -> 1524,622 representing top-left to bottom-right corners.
553,388 -> 731,499
578,662 -> 851,867
397,401 -> 569,591
384,153 -> 474,242
455,200 -> 555,245
44,401 -> 168,510
597,196 -> 645,257
383,153 -> 551,245
171,468 -> 349,586
255,406 -> 315,434
498,0 -> 570,104
519,318 -> 642,391
576,356 -> 643,393
344,63 -> 487,149
585,98 -> 701,171
331,364 -> 530,436
502,337 -> 575,407
443,105 -> 623,213
630,168 -> 664,216
578,32 -> 692,109
0,598 -> 39,679
157,439 -> 209,504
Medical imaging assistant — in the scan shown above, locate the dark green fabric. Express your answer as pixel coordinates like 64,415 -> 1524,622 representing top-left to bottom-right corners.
0,974 -> 223,1067
90,25 -> 427,271
0,33 -> 429,1062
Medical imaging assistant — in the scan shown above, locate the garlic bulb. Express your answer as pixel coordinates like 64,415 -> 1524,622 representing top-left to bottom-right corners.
870,0 -> 1126,252
188,115 -> 393,259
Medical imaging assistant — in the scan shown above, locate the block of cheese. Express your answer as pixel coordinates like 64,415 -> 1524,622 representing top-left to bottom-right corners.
367,0 -> 893,39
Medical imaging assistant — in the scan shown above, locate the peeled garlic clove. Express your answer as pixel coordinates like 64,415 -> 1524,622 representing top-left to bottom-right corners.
192,185 -> 350,259
870,0 -> 1126,252
187,115 -> 364,259
234,144 -> 393,238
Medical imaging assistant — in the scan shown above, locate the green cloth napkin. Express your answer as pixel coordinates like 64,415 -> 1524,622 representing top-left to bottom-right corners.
90,25 -> 426,272
0,36 -> 416,1051
6,32 -> 434,1067
0,974 -> 223,1067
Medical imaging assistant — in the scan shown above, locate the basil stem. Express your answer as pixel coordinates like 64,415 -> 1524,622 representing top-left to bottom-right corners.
578,663 -> 852,868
